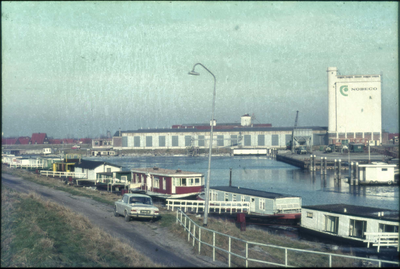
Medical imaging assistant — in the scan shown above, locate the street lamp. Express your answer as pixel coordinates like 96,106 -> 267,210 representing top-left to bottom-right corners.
188,63 -> 216,227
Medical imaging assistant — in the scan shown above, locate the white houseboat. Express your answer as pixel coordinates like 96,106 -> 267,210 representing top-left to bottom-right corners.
198,186 -> 302,220
73,160 -> 122,185
130,167 -> 204,199
300,204 -> 399,251
357,162 -> 397,185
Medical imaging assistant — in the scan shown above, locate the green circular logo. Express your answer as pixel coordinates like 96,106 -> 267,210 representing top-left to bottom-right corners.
340,85 -> 348,97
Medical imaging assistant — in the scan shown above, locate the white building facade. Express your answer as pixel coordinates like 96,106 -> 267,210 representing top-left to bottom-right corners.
327,67 -> 382,145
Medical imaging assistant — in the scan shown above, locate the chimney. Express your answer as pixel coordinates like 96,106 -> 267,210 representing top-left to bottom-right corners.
176,169 -> 181,173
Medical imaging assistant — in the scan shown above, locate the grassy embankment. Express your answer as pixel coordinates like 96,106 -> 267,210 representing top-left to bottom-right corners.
2,166 -> 357,267
1,186 -> 159,267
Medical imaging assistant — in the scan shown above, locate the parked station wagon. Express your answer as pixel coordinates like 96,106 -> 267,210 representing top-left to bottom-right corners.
114,193 -> 159,221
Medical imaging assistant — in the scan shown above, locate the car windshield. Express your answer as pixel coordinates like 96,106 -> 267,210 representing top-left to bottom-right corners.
129,197 -> 152,205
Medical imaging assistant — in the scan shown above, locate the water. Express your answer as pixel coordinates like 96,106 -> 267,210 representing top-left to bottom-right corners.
86,155 -> 399,211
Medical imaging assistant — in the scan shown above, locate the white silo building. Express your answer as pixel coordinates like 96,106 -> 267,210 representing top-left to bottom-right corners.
327,67 -> 382,145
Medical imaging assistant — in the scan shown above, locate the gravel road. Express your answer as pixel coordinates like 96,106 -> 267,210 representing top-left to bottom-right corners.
2,173 -> 226,267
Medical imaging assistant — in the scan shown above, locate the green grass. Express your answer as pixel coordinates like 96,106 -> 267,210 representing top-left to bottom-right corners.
1,187 -> 158,267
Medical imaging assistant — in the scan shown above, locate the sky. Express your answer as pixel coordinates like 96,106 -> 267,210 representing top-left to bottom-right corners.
2,1 -> 398,138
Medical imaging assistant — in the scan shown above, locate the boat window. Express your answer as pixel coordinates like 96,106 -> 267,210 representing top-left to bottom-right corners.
163,178 -> 166,190
195,178 -> 200,185
307,212 -> 313,218
325,215 -> 339,234
349,219 -> 367,239
224,193 -> 229,201
174,178 -> 181,186
381,168 -> 388,171
233,194 -> 237,202
181,178 -> 187,186
241,196 -> 246,202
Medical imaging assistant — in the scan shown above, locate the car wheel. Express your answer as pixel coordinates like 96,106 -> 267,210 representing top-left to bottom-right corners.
114,206 -> 119,217
124,211 -> 130,222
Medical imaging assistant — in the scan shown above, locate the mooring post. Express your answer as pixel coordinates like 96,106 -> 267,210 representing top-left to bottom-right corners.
229,168 -> 232,187
338,159 -> 342,179
320,157 -> 323,174
349,162 -> 353,183
324,157 -> 327,174
314,155 -> 317,171
334,159 -> 337,178
309,155 -> 313,171
356,162 -> 359,184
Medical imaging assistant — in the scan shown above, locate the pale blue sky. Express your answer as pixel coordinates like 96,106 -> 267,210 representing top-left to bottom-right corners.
2,1 -> 398,138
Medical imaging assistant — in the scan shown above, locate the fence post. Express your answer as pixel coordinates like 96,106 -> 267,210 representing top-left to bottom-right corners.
229,237 -> 231,267
329,254 -> 332,267
199,228 -> 201,254
285,248 -> 288,267
188,220 -> 191,241
213,232 -> 215,261
184,215 -> 187,231
176,210 -> 178,224
193,224 -> 196,246
246,243 -> 248,268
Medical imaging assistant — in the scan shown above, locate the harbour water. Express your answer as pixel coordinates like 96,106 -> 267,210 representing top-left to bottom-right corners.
87,155 -> 399,211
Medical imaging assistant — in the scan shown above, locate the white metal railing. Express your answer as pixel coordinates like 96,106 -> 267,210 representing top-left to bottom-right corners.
40,170 -> 86,178
364,232 -> 399,252
167,199 -> 250,214
176,209 -> 399,267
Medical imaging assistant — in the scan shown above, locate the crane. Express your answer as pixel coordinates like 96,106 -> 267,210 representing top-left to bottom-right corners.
291,111 -> 299,154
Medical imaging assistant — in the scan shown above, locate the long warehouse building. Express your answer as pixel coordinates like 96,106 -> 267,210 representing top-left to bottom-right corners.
112,115 -> 327,150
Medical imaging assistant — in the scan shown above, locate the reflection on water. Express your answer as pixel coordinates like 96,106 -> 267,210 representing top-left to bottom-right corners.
88,155 -> 398,210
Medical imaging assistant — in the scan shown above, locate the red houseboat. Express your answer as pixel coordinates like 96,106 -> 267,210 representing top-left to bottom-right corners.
130,167 -> 204,199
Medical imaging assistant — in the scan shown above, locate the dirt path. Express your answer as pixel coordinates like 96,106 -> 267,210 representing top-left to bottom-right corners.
2,173 -> 226,267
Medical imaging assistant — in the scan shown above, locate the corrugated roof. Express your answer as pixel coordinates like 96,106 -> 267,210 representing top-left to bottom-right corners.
131,167 -> 203,176
118,126 -> 327,135
210,186 -> 299,199
302,204 -> 399,221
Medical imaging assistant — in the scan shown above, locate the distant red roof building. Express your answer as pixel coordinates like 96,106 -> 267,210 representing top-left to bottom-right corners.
62,139 -> 75,144
49,139 -> 62,144
16,137 -> 31,145
31,133 -> 49,144
388,133 -> 399,140
2,138 -> 18,145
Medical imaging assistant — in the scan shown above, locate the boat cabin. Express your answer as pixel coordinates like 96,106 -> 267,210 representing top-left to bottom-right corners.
74,160 -> 122,180
358,162 -> 396,185
130,167 -> 204,199
208,186 -> 302,218
300,204 -> 399,250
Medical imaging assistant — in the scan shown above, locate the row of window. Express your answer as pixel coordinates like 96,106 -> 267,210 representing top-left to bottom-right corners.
307,212 -> 398,239
219,193 -> 266,210
132,174 -> 203,189
123,134 -> 286,147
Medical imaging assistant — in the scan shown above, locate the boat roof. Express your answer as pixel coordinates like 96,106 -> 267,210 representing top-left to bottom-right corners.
123,193 -> 151,198
210,186 -> 300,199
74,159 -> 122,169
302,204 -> 399,221
131,167 -> 203,177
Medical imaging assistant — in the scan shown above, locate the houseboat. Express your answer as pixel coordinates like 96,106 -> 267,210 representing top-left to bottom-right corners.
73,159 -> 122,186
198,186 -> 302,221
352,162 -> 397,185
299,204 -> 399,251
130,167 -> 204,199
